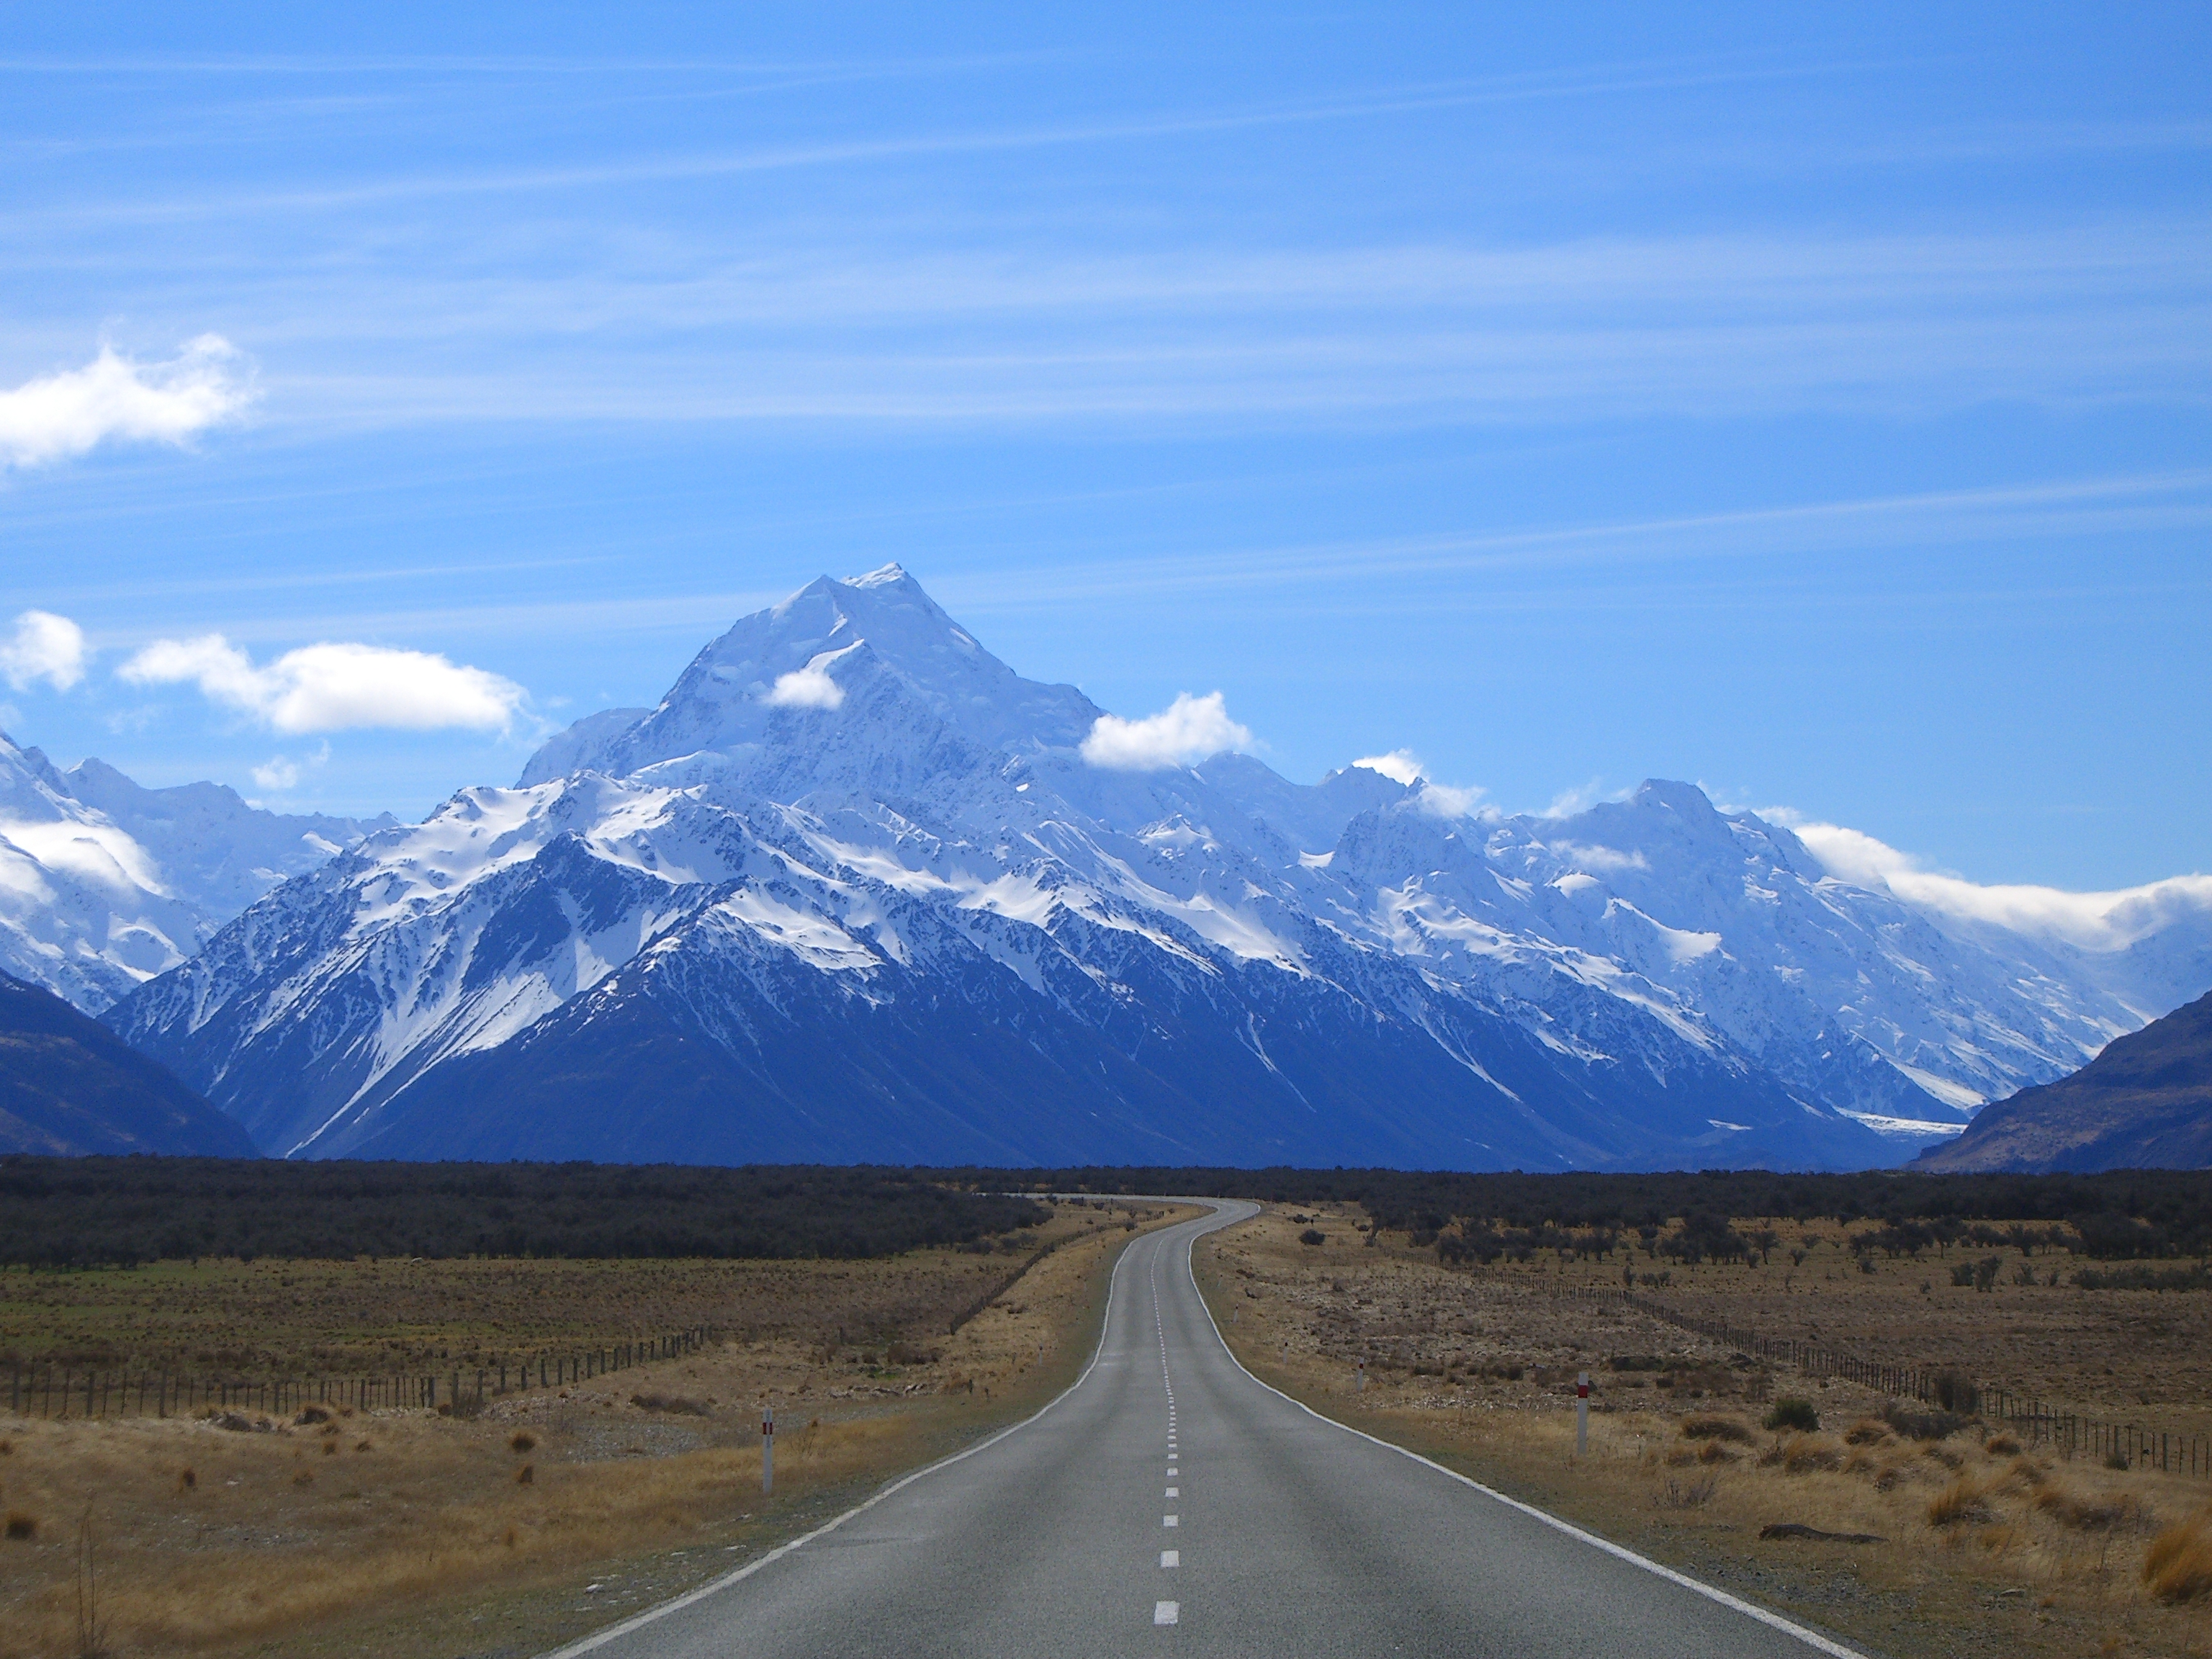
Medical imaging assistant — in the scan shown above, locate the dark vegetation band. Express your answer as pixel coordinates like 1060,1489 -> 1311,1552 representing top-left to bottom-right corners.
961,1167 -> 2212,1260
0,1158 -> 1046,1267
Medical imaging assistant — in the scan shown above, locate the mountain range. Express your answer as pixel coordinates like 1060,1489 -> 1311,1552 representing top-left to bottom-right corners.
64,566 -> 2208,1169
0,731 -> 390,1012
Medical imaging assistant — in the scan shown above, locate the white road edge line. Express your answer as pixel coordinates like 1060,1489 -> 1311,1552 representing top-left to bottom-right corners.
1181,1205 -> 1871,1659
539,1208 -> 1195,1659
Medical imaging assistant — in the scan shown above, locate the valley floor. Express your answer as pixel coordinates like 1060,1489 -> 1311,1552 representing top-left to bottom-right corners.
0,1201 -> 1192,1659
1195,1207 -> 2212,1659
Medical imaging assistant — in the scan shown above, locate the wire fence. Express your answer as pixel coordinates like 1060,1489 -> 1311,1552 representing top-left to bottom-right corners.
1550,1282 -> 2208,1479
6,1325 -> 716,1423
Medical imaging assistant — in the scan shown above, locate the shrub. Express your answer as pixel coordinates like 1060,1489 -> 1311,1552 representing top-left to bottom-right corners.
1984,1434 -> 2020,1456
1928,1370 -> 1980,1413
178,1468 -> 195,1490
629,1393 -> 709,1416
4,1512 -> 33,1541
1654,1475 -> 1718,1509
509,1431 -> 536,1454
1764,1398 -> 1820,1433
1883,1403 -> 1969,1441
1843,1419 -> 1892,1446
2142,1512 -> 2212,1603
515,1463 -> 534,1485
1299,1229 -> 1326,1246
1680,1414 -> 1755,1444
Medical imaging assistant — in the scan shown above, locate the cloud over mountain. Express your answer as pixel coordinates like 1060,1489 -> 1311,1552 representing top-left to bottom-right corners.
1082,691 -> 1251,770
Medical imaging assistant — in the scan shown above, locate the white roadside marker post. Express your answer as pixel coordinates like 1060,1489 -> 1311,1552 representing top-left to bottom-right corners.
1575,1372 -> 1590,1457
762,1403 -> 775,1496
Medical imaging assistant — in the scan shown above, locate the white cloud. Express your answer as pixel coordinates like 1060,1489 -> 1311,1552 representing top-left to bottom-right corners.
251,756 -> 300,791
1546,841 -> 1650,876
1414,780 -> 1490,819
0,610 -> 86,691
0,336 -> 256,471
765,657 -> 848,709
1538,780 -> 1611,819
1777,814 -> 2212,951
1081,691 -> 1251,770
1352,749 -> 1424,786
1349,747 -> 1487,816
120,634 -> 526,734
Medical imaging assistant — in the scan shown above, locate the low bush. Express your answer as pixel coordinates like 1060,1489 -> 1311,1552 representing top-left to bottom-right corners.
1883,1403 -> 1971,1441
4,1512 -> 34,1541
509,1431 -> 536,1454
629,1392 -> 709,1416
1764,1398 -> 1820,1433
1680,1414 -> 1755,1443
1299,1229 -> 1326,1246
1843,1419 -> 1892,1445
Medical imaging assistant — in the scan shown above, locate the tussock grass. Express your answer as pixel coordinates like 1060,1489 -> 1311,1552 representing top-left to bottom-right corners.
2034,1483 -> 2139,1531
2142,1510 -> 2212,1602
1928,1476 -> 1990,1527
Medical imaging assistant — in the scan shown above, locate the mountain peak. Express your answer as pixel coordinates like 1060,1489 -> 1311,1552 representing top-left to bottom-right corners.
518,567 -> 1102,789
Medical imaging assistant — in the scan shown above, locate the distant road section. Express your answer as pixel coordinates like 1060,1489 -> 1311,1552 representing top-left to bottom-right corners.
553,1201 -> 1861,1659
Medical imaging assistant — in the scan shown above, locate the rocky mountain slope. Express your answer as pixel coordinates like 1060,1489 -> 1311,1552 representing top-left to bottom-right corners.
106,567 -> 2212,1170
0,968 -> 256,1156
0,732 -> 390,1012
1917,989 -> 2212,1172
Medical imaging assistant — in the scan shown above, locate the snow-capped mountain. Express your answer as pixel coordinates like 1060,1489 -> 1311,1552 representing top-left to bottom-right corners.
107,567 -> 2212,1169
0,732 -> 390,1013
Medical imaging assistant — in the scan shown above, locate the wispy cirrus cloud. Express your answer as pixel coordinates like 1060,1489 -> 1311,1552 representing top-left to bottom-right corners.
119,634 -> 527,733
0,337 -> 256,470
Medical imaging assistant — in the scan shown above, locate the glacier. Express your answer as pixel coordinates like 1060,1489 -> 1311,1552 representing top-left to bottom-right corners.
102,566 -> 2212,1169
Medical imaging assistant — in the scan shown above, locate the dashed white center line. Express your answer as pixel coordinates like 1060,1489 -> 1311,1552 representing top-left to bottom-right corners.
1154,1601 -> 1179,1626
1164,1514 -> 1179,1527
1161,1550 -> 1179,1568
1165,1485 -> 1179,1497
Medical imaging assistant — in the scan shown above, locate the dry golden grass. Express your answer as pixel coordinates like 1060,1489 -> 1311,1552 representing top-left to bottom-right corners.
0,1199 -> 1193,1659
1197,1203 -> 2212,1659
2144,1510 -> 2212,1603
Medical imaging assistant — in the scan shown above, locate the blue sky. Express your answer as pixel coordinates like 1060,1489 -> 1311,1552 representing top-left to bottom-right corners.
1,3 -> 2206,889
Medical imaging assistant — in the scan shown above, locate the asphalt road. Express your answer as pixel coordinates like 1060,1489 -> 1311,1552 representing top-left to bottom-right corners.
554,1200 -> 1861,1659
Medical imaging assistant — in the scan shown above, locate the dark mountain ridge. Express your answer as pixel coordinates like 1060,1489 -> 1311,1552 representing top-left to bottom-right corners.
1917,989 -> 2212,1172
